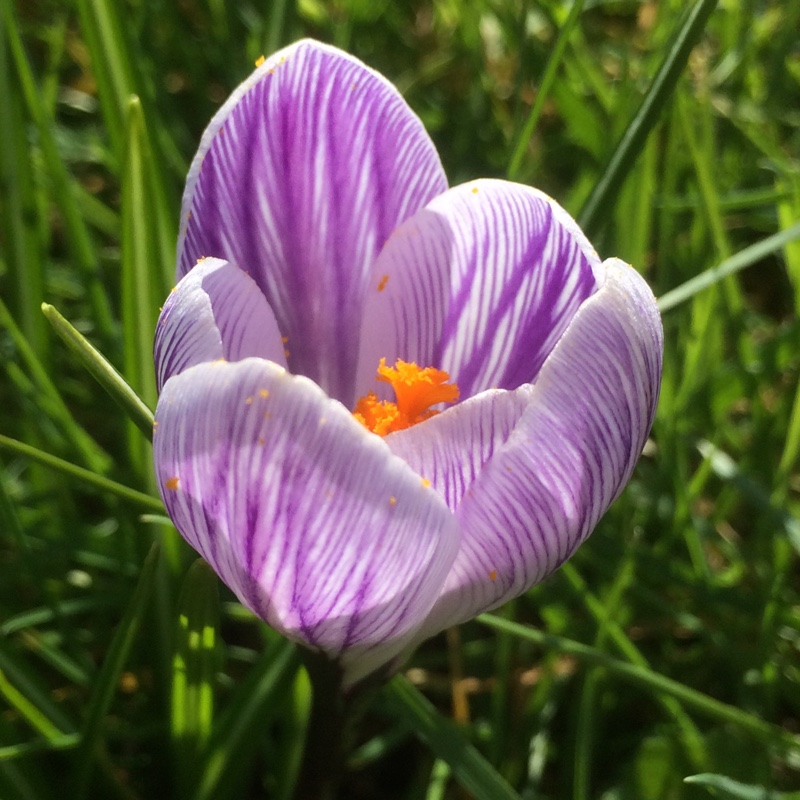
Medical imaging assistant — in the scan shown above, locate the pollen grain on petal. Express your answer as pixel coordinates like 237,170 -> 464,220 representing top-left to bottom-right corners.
259,388 -> 270,398
389,496 -> 397,506
489,570 -> 497,582
245,395 -> 254,405
377,274 -> 389,292
421,478 -> 431,488
255,54 -> 266,67
165,476 -> 180,491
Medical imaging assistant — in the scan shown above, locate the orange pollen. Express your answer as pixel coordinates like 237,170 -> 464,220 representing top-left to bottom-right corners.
353,358 -> 459,437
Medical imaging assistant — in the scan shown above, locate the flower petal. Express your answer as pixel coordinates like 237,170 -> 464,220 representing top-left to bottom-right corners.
154,358 -> 460,686
178,40 -> 448,406
357,179 -> 602,400
154,257 -> 286,392
385,386 -> 533,511
416,259 -> 663,636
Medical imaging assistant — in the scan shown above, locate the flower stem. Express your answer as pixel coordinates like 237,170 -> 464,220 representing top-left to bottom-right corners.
292,651 -> 348,800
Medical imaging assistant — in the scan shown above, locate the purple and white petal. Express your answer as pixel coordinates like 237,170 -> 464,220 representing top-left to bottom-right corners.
153,357 -> 460,685
155,257 -> 286,392
356,180 -> 602,400
178,40 -> 448,406
385,385 -> 532,511
417,259 -> 663,636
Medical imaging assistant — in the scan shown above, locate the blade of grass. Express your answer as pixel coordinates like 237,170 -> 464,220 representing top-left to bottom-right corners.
684,773 -> 800,800
675,89 -> 740,313
41,303 -> 154,440
778,178 -> 800,312
0,297 -> 111,473
0,670 -> 67,742
0,20 -> 47,363
488,600 -> 517,770
264,0 -> 295,62
75,0 -> 179,281
578,0 -> 719,235
172,560 -> 220,800
74,542 -> 161,798
274,667 -> 312,800
425,759 -> 452,800
573,553 -> 639,800
0,734 -> 81,762
383,676 -> 521,800
697,440 -> 800,555
477,614 -> 800,754
16,631 -> 91,688
506,0 -> 585,181
73,0 -> 143,160
0,644 -> 77,735
1,598 -> 117,638
121,96 -> 166,478
0,434 -> 163,513
658,186 -> 793,213
3,2 -> 116,342
193,639 -> 300,800
657,221 -> 800,313
559,562 -> 706,765
614,132 -> 659,269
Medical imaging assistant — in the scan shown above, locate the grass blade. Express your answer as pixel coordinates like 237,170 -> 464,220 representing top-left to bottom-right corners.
383,676 -> 521,800
73,0 -> 142,160
0,670 -> 66,742
74,0 -> 179,278
121,96 -> 169,478
578,0 -> 719,235
478,614 -> 800,754
172,560 -> 220,799
0,19 -> 47,363
0,643 -> 77,736
684,773 -> 800,799
41,303 -> 154,439
3,1 -> 116,342
0,434 -> 163,513
0,297 -> 111,473
194,639 -> 300,800
506,0 -> 585,181
657,221 -> 800,312
73,542 -> 161,798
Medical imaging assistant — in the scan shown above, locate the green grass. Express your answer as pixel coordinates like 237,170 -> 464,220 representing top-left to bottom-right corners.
1,0 -> 800,798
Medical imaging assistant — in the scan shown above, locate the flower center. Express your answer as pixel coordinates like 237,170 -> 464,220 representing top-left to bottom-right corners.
353,358 -> 459,437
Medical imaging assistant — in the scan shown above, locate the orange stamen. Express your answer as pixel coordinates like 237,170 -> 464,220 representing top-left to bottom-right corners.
353,358 -> 459,436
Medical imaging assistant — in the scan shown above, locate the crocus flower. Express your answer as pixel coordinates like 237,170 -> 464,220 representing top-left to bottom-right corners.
153,39 -> 662,687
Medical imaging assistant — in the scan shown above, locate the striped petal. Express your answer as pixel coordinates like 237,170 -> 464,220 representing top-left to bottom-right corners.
385,386 -> 533,512
356,179 -> 602,400
155,257 -> 286,392
178,40 -> 447,406
153,358 -> 459,686
414,259 -> 663,636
